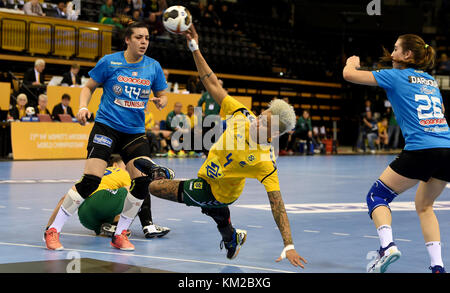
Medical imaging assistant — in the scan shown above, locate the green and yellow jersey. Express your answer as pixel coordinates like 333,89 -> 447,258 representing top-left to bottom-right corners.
197,95 -> 280,204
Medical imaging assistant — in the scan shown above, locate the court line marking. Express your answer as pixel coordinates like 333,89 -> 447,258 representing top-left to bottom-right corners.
0,241 -> 296,273
304,230 -> 320,233
363,235 -> 379,239
0,179 -> 77,184
395,238 -> 412,242
17,207 -> 31,210
61,232 -> 151,243
332,233 -> 350,236
192,220 -> 207,224
0,206 -> 5,208
167,218 -> 182,221
247,225 -> 263,228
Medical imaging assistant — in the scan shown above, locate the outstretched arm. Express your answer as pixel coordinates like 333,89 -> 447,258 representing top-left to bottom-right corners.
267,190 -> 307,268
343,56 -> 378,86
184,25 -> 228,106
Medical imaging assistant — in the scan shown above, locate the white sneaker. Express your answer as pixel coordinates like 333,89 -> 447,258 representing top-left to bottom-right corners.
367,242 -> 401,273
143,223 -> 170,238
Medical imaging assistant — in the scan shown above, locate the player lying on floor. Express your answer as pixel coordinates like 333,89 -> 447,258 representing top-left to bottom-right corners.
132,24 -> 307,269
45,154 -> 172,242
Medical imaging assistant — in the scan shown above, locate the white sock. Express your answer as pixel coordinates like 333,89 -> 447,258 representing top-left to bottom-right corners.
49,206 -> 71,233
426,241 -> 444,267
377,225 -> 393,248
114,193 -> 143,236
115,214 -> 134,236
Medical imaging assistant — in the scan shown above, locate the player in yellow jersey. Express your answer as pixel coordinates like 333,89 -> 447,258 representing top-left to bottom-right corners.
45,155 -> 171,239
133,25 -> 307,269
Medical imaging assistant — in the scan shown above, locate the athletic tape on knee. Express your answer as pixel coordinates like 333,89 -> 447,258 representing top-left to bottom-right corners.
130,176 -> 152,200
121,192 -> 144,219
366,179 -> 398,219
75,174 -> 102,199
63,189 -> 85,215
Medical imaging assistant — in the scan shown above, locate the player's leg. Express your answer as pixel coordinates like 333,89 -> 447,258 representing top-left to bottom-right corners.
137,195 -> 171,238
415,178 -> 447,273
366,166 -> 418,273
45,122 -> 115,250
44,158 -> 106,250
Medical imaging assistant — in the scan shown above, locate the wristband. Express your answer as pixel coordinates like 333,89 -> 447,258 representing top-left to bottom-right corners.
78,107 -> 88,112
280,244 -> 295,259
188,39 -> 199,52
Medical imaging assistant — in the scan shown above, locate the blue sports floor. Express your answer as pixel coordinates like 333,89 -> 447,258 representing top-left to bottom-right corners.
1,155 -> 450,273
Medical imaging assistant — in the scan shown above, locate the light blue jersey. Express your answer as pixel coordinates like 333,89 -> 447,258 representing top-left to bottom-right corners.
89,52 -> 167,134
372,68 -> 450,150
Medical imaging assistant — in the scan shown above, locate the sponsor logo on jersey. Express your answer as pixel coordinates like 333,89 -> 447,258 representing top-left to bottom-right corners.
110,61 -> 122,65
117,75 -> 151,86
408,76 -> 439,88
132,71 -> 138,76
93,134 -> 113,147
113,84 -> 123,95
114,98 -> 146,109
419,118 -> 448,126
139,89 -> 151,98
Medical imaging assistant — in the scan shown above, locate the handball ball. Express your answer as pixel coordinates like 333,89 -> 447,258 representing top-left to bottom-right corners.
26,106 -> 35,116
163,5 -> 192,34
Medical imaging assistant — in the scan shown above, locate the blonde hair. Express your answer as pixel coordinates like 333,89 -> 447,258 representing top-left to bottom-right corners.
38,94 -> 48,101
267,98 -> 296,134
17,93 -> 28,103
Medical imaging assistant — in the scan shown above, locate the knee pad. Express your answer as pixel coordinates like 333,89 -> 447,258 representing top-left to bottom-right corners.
366,179 -> 398,219
130,176 -> 152,200
75,174 -> 102,199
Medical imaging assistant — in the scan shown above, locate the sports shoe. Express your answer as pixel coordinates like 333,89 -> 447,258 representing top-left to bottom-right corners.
100,223 -> 131,238
133,158 -> 175,180
430,265 -> 446,273
143,223 -> 170,238
167,150 -> 176,157
220,228 -> 247,260
111,230 -> 135,251
188,151 -> 196,157
177,150 -> 186,157
367,242 -> 401,273
44,227 -> 64,250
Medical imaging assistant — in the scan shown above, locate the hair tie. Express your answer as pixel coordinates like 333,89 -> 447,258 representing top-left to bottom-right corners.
425,44 -> 429,49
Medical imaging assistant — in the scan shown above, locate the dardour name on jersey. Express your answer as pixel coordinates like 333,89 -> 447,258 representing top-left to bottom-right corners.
408,76 -> 439,88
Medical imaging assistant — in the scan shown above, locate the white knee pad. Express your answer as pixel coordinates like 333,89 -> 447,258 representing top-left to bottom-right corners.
121,192 -> 144,219
62,189 -> 85,215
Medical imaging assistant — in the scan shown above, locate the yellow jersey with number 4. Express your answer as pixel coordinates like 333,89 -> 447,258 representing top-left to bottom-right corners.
197,95 -> 280,204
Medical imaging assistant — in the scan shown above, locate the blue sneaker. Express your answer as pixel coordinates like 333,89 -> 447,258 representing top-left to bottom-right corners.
430,265 -> 446,273
220,229 -> 247,260
367,242 -> 401,273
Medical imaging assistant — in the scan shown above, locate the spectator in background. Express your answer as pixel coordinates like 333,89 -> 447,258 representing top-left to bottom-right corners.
186,75 -> 202,94
202,3 -> 221,27
34,94 -> 51,116
143,0 -> 166,35
217,2 -> 237,31
186,104 -> 201,157
61,63 -> 81,87
0,0 -> 7,8
165,101 -> 188,157
362,110 -> 378,154
52,93 -> 74,121
131,9 -> 142,22
99,0 -> 123,29
278,97 -> 296,156
376,116 -> 389,150
295,110 -> 314,155
386,106 -> 401,149
23,0 -> 46,16
8,93 -> 28,121
23,59 -> 45,87
437,53 -> 450,75
198,80 -> 222,154
66,1 -> 80,21
132,0 -> 143,15
163,69 -> 172,92
118,0 -> 134,17
54,1 -> 66,18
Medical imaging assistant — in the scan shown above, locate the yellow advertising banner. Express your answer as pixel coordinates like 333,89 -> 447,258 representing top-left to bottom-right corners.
11,122 -> 94,160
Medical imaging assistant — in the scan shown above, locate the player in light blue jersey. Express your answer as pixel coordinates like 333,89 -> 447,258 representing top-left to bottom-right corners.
45,22 -> 170,251
344,34 -> 448,273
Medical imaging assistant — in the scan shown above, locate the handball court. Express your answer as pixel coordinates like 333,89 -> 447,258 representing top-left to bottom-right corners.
1,155 -> 450,273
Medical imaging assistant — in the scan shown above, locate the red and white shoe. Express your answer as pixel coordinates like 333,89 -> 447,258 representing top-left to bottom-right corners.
44,228 -> 64,250
111,230 -> 135,251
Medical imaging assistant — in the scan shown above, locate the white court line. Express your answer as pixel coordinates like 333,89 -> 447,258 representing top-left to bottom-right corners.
247,225 -> 263,228
60,232 -> 151,243
304,230 -> 320,233
363,235 -> 379,239
17,207 -> 31,210
167,218 -> 182,221
192,220 -> 207,224
395,238 -> 412,242
0,206 -> 5,208
332,233 -> 350,236
42,209 -> 53,212
0,241 -> 296,273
